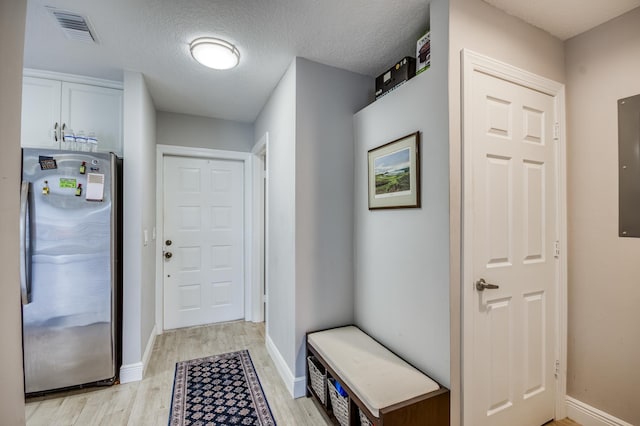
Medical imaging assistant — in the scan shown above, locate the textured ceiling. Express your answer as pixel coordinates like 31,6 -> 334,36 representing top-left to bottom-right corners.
484,0 -> 640,40
23,0 -> 431,123
26,1 -> 638,123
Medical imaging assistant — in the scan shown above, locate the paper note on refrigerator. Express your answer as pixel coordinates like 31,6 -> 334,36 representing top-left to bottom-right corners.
85,173 -> 105,201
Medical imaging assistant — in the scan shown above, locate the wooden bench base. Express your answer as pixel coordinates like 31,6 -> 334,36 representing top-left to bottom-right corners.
306,329 -> 450,426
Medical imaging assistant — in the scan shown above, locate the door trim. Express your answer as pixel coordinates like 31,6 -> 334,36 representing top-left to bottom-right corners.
251,133 -> 268,323
460,49 -> 568,423
155,144 -> 254,332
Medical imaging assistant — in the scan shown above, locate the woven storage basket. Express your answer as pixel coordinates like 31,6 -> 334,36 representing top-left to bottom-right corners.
307,356 -> 327,405
328,378 -> 350,426
359,407 -> 373,426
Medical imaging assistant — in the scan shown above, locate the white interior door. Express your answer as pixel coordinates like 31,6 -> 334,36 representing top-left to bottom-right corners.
464,58 -> 559,425
163,155 -> 245,330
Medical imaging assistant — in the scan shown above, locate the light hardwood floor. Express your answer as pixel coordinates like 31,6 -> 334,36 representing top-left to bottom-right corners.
25,320 -> 581,426
26,321 -> 329,426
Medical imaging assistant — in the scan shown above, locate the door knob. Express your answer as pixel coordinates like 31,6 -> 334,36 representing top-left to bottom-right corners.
164,251 -> 173,259
475,278 -> 499,291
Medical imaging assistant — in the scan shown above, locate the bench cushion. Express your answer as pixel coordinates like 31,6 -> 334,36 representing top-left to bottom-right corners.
308,326 -> 439,417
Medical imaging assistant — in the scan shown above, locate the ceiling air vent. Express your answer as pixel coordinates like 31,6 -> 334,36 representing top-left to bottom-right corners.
46,7 -> 97,43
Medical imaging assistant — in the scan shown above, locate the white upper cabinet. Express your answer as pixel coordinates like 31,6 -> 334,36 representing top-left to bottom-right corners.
21,72 -> 124,156
21,77 -> 62,149
60,82 -> 123,155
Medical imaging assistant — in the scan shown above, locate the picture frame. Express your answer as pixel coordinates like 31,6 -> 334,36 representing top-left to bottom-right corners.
368,132 -> 420,210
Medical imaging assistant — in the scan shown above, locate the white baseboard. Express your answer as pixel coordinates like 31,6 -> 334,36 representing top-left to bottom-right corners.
119,324 -> 157,384
265,334 -> 306,399
566,396 -> 633,426
119,361 -> 143,384
293,373 -> 306,398
141,324 -> 157,377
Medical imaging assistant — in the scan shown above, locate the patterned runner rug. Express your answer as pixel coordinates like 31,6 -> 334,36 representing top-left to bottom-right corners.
169,350 -> 276,426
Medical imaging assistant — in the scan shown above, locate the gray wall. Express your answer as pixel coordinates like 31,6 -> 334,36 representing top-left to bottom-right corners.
294,58 -> 372,376
254,60 -> 298,374
254,57 -> 371,394
353,0 -> 450,390
0,0 -> 27,423
565,8 -> 640,424
122,71 -> 157,368
156,111 -> 254,152
139,75 -> 157,362
447,1 -> 566,423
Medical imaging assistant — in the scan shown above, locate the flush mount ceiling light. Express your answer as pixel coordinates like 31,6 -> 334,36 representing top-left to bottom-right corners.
190,37 -> 240,70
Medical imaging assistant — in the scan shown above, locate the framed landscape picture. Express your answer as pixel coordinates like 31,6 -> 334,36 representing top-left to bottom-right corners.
368,132 -> 420,209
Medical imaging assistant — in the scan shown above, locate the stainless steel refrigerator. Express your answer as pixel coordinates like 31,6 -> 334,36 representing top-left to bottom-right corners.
20,148 -> 119,395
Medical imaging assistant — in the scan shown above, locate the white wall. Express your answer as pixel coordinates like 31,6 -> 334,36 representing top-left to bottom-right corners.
0,0 -> 27,423
354,0 -> 450,389
122,71 -> 157,376
564,8 -> 640,424
254,59 -> 298,377
156,111 -> 254,152
294,58 -> 372,376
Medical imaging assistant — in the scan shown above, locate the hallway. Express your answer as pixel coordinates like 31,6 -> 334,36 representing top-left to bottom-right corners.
26,321 -> 328,425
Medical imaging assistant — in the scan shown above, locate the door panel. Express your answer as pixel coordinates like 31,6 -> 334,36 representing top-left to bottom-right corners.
523,291 -> 545,398
163,156 -> 244,329
485,297 -> 513,416
469,69 -> 557,426
485,154 -> 512,267
523,161 -> 545,263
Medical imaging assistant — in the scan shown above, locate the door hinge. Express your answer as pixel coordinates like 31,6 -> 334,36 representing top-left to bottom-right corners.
554,240 -> 560,258
553,122 -> 560,140
555,359 -> 560,379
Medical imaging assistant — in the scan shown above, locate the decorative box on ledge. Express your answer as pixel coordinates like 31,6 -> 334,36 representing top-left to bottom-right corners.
375,57 -> 416,100
416,30 -> 431,75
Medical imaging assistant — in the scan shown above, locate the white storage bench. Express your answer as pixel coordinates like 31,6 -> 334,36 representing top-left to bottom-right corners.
306,326 -> 449,426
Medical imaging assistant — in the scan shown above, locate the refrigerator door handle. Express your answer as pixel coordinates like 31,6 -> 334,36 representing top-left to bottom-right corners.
20,181 -> 32,305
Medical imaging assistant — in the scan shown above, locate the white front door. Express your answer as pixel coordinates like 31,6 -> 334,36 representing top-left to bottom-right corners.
163,155 -> 245,330
464,53 -> 562,426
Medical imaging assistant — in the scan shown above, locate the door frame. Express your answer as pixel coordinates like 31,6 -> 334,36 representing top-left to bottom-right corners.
460,49 -> 568,423
251,132 -> 268,323
155,144 -> 254,332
